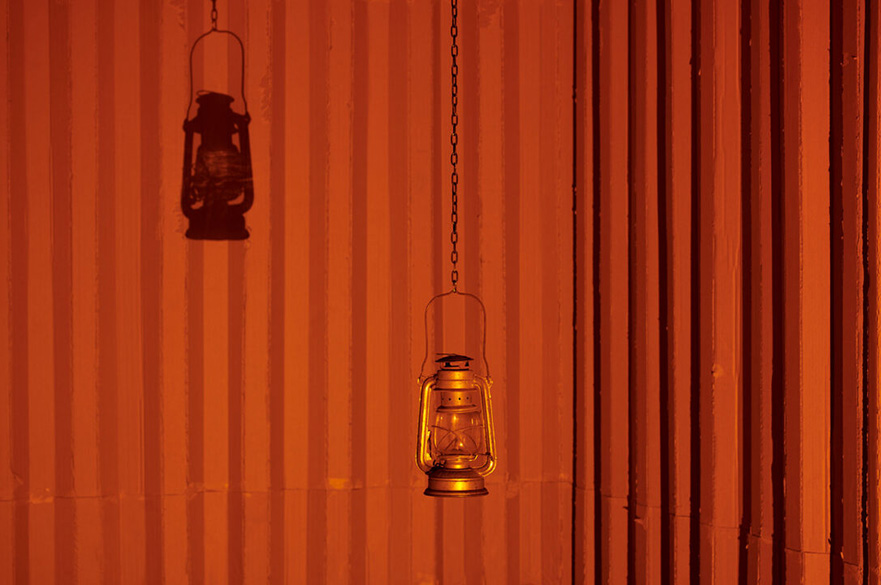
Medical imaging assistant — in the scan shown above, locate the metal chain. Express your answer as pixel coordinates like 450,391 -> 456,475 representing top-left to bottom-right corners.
211,0 -> 218,29
449,0 -> 459,290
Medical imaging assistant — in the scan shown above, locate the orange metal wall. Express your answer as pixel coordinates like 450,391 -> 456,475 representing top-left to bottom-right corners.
3,0 -> 881,584
1,0 -> 574,583
575,0 -> 881,583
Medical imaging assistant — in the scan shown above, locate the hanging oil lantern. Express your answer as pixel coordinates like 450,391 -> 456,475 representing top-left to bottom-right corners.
181,0 -> 253,240
415,0 -> 498,496
416,349 -> 496,497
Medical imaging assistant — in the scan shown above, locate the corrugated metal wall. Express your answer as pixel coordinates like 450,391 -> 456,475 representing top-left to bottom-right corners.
0,0 -> 574,583
574,0 -> 881,583
3,0 -> 881,584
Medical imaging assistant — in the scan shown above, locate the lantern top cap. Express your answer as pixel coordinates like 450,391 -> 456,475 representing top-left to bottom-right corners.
435,354 -> 473,370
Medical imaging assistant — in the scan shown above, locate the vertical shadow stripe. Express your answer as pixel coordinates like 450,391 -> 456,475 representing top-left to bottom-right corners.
139,0 -> 164,583
307,0 -> 329,581
185,5 -> 206,585
656,0 -> 672,581
768,0 -> 786,580
9,0 -> 29,581
268,1 -> 286,584
388,0 -> 412,579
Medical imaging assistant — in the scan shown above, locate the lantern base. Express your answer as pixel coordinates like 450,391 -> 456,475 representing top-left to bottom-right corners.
424,466 -> 488,497
185,209 -> 249,240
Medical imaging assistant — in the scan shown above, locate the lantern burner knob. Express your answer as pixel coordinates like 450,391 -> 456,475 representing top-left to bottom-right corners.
435,353 -> 473,370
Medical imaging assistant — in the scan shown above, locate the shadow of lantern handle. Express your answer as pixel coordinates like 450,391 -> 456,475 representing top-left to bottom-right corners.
184,27 -> 249,124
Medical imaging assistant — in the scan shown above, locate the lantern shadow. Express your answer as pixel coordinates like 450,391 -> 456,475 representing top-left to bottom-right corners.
181,91 -> 254,240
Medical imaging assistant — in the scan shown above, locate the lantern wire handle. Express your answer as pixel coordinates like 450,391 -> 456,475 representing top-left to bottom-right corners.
417,0 -> 490,384
418,289 -> 491,383
184,1 -> 249,123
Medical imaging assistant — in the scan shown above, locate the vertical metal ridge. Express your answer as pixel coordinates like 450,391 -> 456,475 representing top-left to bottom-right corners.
388,0 -> 412,580
664,0 -> 693,580
628,0 -> 663,578
831,1 -> 866,582
781,0 -> 832,581
49,0 -> 76,580
597,0 -> 631,579
687,0 -> 701,580
741,0 -> 774,581
572,0 -> 588,581
739,0 -> 754,581
139,0 -> 164,581
96,0 -> 121,581
306,0 -> 330,581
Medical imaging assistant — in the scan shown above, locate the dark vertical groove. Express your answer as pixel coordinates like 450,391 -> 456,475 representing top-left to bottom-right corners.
656,0 -> 671,582
139,0 -> 164,582
350,0 -> 368,581
502,1 -> 521,582
626,0 -> 637,581
307,0 -> 329,580
185,247 -> 206,585
387,0 -> 412,577
739,0 -> 753,582
49,0 -> 75,581
185,4 -> 205,585
768,0 -> 786,581
689,0 -> 701,582
571,0 -> 580,582
228,241 -> 245,585
96,0 -> 121,581
862,1 -> 872,583
8,0 -> 28,582
268,1 -> 286,584
830,0 -> 845,581
591,0 -> 602,581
